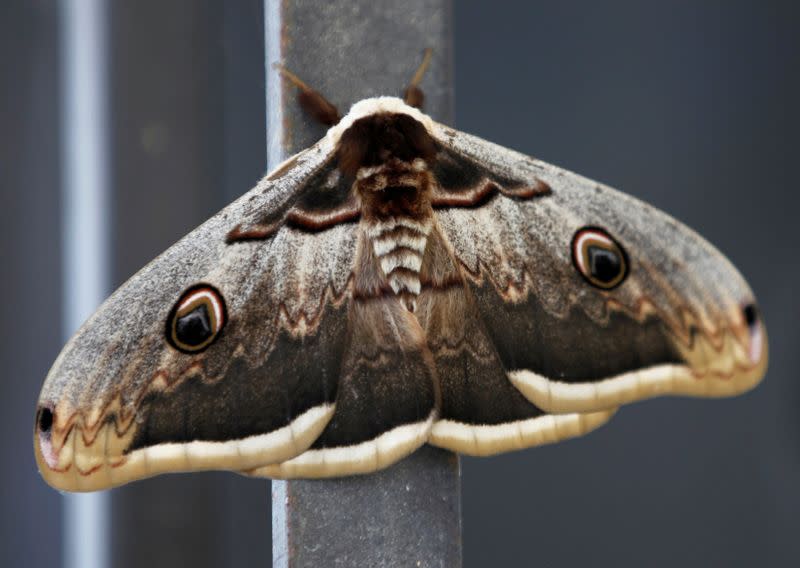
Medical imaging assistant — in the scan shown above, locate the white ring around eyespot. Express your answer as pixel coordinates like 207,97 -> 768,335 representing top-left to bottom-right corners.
177,288 -> 225,331
748,319 -> 763,364
573,230 -> 615,276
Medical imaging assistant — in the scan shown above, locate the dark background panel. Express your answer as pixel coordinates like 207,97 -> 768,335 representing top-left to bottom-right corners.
0,2 -> 63,567
454,2 -> 799,567
1,1 -> 798,567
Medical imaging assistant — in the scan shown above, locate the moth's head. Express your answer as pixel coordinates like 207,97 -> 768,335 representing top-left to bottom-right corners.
336,112 -> 437,179
327,97 -> 439,180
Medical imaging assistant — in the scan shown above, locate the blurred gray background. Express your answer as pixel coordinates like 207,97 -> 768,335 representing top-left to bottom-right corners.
2,1 -> 797,567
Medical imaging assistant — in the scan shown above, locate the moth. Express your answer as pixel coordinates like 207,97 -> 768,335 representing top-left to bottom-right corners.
35,52 -> 767,492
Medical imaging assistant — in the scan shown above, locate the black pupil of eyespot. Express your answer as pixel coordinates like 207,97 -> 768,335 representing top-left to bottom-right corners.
39,407 -> 53,433
175,304 -> 213,347
743,304 -> 759,329
587,245 -> 621,283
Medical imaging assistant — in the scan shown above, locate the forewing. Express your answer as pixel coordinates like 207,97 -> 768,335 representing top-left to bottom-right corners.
35,138 -> 359,491
428,123 -> 767,414
227,151 -> 360,241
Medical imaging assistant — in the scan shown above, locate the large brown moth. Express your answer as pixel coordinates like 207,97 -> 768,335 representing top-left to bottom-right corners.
34,55 -> 768,492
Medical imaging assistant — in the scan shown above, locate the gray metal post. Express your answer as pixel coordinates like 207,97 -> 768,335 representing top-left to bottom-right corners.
265,1 -> 462,566
60,1 -> 111,568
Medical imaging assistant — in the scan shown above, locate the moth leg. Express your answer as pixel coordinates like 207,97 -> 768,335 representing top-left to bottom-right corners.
275,64 -> 341,126
402,47 -> 433,109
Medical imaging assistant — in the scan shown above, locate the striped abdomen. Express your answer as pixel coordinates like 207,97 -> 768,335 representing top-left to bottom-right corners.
367,218 -> 432,309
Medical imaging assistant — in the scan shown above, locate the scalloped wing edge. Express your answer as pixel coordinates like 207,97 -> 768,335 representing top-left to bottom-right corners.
35,403 -> 334,492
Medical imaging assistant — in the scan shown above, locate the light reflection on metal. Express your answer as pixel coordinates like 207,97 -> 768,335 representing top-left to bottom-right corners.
61,1 -> 111,567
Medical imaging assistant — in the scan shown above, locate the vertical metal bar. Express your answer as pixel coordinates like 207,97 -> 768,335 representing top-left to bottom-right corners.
60,1 -> 111,568
266,2 -> 461,566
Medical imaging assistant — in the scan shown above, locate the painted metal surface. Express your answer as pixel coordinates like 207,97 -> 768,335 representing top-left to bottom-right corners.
61,1 -> 111,567
266,1 -> 462,566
